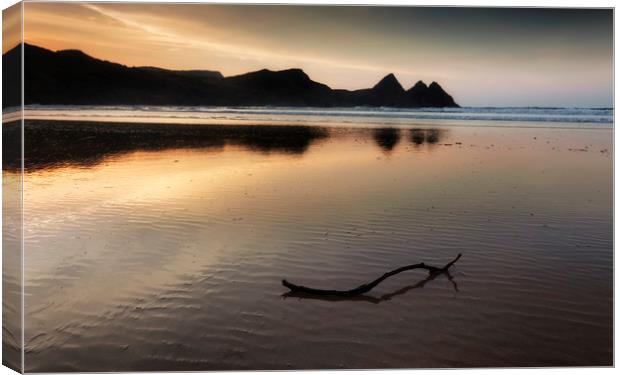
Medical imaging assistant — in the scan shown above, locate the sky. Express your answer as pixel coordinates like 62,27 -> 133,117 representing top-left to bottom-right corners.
2,2 -> 20,55
10,3 -> 615,107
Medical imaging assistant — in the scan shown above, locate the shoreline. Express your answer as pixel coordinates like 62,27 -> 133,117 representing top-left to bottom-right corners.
3,115 -> 613,131
1,105 -> 613,129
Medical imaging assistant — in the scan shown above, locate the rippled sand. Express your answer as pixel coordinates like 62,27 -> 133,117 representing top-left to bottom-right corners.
5,120 -> 612,371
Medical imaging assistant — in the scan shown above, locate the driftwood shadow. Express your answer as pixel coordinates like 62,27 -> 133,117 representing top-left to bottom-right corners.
282,268 -> 459,304
282,254 -> 461,304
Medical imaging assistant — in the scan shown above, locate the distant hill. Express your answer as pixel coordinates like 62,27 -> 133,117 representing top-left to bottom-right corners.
138,67 -> 224,80
2,44 -> 458,108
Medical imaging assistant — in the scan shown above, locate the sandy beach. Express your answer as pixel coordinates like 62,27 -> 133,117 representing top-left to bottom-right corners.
3,118 -> 611,371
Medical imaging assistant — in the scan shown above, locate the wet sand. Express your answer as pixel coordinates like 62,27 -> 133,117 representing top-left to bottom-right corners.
3,119 -> 612,371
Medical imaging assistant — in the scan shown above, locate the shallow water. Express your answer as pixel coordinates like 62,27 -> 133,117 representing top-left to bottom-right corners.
13,120 -> 612,371
19,105 -> 615,126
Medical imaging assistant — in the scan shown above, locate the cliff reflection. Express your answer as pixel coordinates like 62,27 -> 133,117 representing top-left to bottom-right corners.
371,128 -> 445,152
372,128 -> 401,152
3,121 -> 329,171
2,121 -> 448,172
410,128 -> 442,145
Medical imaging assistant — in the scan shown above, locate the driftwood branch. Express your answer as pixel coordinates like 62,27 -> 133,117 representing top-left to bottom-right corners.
282,268 -> 458,304
282,253 -> 461,297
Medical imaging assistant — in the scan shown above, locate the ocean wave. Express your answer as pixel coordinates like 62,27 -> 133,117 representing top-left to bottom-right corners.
16,105 -> 614,125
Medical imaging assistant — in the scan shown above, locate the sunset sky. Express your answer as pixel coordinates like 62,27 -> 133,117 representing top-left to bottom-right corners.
11,3 -> 615,107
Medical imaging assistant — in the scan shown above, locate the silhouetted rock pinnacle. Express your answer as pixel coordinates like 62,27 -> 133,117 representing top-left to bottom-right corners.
373,73 -> 405,93
427,81 -> 458,107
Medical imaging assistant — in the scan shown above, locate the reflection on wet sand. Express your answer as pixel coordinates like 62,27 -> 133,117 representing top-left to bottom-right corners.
282,268 -> 459,304
4,121 -> 331,171
372,128 -> 401,152
3,121 -> 448,171
340,127 -> 445,154
410,128 -> 441,145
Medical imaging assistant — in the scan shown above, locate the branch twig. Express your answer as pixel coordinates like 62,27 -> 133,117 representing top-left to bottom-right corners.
282,253 -> 462,297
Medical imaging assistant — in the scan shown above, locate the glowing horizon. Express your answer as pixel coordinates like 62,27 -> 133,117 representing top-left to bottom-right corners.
14,3 -> 614,107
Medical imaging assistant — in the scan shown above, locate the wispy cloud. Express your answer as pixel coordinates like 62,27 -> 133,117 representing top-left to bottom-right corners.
82,4 -> 417,78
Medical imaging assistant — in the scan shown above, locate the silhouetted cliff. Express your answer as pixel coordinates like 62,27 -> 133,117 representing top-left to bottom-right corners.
3,44 -> 458,108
